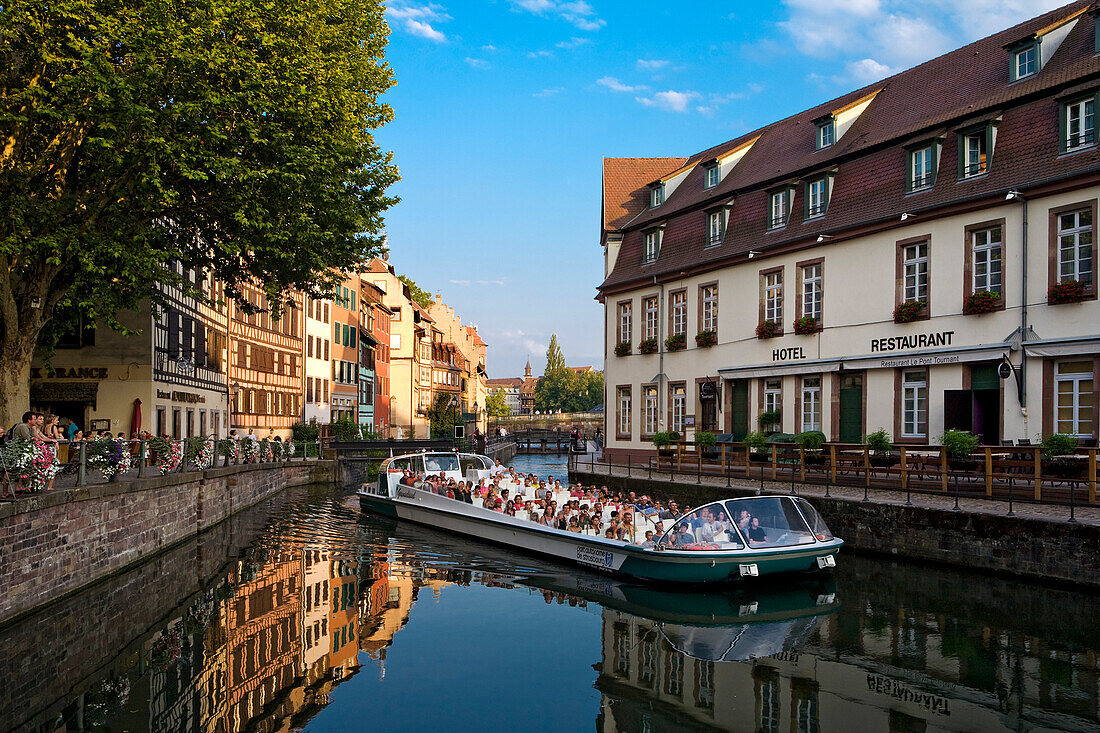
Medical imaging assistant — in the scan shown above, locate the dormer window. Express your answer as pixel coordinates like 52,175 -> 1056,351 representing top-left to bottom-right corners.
805,177 -> 830,219
906,140 -> 940,192
706,210 -> 724,246
958,124 -> 996,179
650,184 -> 664,208
768,188 -> 792,230
1013,43 -> 1038,80
704,164 -> 720,189
1061,94 -> 1097,152
642,229 -> 662,264
816,118 -> 835,150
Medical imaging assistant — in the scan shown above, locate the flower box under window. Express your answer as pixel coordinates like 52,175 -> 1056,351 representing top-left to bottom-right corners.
893,300 -> 926,324
1049,279 -> 1089,305
614,341 -> 631,357
792,316 -> 819,335
756,320 -> 780,339
639,338 -> 659,355
963,290 -> 1001,314
665,333 -> 686,351
695,330 -> 717,347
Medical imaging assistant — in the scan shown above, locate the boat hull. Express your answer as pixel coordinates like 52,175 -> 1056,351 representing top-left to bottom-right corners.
358,487 -> 842,584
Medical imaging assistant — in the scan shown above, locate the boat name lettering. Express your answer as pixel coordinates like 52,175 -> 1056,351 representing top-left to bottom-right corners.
870,331 -> 954,353
576,545 -> 614,569
574,576 -> 615,598
397,485 -> 416,499
771,347 -> 805,362
865,674 -> 952,716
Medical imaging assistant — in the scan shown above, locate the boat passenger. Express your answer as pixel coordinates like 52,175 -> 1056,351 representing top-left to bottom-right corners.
671,524 -> 695,547
504,500 -> 515,516
603,528 -> 616,539
617,514 -> 636,542
640,531 -> 655,548
746,517 -> 768,544
490,459 -> 506,476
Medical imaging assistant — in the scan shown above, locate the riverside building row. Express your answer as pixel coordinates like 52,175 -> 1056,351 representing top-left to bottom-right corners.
599,1 -> 1100,460
29,257 -> 489,439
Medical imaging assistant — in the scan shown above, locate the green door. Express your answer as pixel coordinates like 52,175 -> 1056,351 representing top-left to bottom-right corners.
730,381 -> 749,440
839,381 -> 863,444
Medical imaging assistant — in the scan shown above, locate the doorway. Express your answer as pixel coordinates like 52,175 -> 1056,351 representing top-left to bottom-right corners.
729,380 -> 749,440
943,364 -> 1001,445
838,374 -> 863,443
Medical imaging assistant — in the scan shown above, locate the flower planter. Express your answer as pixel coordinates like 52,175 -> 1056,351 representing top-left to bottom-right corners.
756,320 -> 780,339
893,301 -> 926,324
1048,279 -> 1088,305
792,316 -> 819,335
639,338 -> 659,355
614,341 -> 631,357
963,291 -> 1001,314
695,330 -> 718,347
665,333 -> 687,351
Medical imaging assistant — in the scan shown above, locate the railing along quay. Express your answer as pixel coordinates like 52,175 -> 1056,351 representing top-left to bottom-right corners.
569,440 -> 1098,518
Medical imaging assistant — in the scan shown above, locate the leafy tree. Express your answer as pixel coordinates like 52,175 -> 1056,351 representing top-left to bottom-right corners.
484,389 -> 511,417
427,392 -> 459,440
399,275 -> 433,310
0,0 -> 399,425
544,334 -> 567,373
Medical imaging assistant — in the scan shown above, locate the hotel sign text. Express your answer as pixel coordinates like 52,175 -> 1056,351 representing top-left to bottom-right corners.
870,331 -> 954,353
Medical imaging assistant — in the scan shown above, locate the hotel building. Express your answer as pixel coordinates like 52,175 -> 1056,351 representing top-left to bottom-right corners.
600,3 -> 1100,459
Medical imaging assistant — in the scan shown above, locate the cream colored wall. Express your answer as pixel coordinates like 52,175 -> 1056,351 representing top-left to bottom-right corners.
604,185 -> 1100,451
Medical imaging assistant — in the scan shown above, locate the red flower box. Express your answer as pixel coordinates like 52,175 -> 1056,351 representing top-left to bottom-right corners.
756,320 -> 780,339
893,300 -> 926,323
963,290 -> 1001,314
1049,279 -> 1088,305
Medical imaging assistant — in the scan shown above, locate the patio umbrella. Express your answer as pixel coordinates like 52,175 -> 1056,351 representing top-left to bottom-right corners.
130,398 -> 142,437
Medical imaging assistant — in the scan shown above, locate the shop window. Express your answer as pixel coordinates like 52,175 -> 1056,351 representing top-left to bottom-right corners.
901,370 -> 927,439
670,384 -> 686,434
643,386 -> 658,435
617,386 -> 632,439
1056,361 -> 1094,437
801,377 -> 821,432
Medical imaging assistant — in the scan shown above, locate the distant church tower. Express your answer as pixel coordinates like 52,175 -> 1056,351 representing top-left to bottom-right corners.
524,359 -> 532,378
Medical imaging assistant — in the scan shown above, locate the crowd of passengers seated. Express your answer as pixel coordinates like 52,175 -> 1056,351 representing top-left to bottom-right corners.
405,467 -> 773,548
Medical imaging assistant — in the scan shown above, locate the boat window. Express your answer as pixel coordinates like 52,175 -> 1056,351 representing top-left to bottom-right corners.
458,455 -> 490,474
724,497 -> 817,548
384,457 -> 411,472
659,503 -> 744,550
423,454 -> 460,473
794,498 -> 834,541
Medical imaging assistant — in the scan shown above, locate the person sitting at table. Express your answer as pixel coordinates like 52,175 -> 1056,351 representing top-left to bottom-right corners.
746,517 -> 768,544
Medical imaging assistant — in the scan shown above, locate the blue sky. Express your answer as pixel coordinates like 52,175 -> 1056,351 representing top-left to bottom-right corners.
376,0 -> 1065,380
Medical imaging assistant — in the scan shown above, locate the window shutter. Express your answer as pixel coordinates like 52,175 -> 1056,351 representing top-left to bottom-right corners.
194,324 -> 207,366
168,311 -> 179,357
1059,102 -> 1068,153
182,317 -> 193,358
956,134 -> 965,178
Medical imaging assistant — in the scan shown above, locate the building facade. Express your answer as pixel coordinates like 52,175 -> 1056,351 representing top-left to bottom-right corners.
358,280 -> 391,433
485,377 -> 522,413
330,276 -> 360,423
303,294 -> 332,426
600,3 -> 1100,459
428,294 -> 489,431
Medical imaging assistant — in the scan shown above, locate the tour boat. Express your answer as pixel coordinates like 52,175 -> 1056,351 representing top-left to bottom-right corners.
357,451 -> 843,584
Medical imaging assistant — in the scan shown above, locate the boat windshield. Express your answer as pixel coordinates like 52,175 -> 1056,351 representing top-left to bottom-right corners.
458,454 -> 493,474
794,498 -> 834,541
658,502 -> 745,551
422,454 -> 461,473
724,497 -> 817,548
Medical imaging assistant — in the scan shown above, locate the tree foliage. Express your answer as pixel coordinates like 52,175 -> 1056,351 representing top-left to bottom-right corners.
427,392 -> 459,440
484,389 -> 511,417
398,275 -> 433,310
0,0 -> 399,424
533,333 -> 603,413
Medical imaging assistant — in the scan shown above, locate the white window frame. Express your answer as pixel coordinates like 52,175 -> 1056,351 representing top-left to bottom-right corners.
1058,209 -> 1094,285
671,291 -> 687,336
643,296 -> 659,340
619,302 -> 633,344
807,178 -> 827,218
1065,97 -> 1096,152
801,263 -> 822,320
650,184 -> 664,208
764,379 -> 781,415
704,164 -> 719,189
801,377 -> 821,432
769,190 -> 789,229
618,388 -> 631,436
1055,361 -> 1094,437
1015,45 -> 1036,80
910,145 -> 934,190
963,132 -> 988,178
817,121 -> 835,149
700,285 -> 718,333
972,226 -> 1003,293
643,386 -> 658,435
903,243 -> 929,303
670,384 -> 686,434
643,230 -> 661,264
706,211 -> 723,246
901,369 -> 927,439
764,272 -> 783,323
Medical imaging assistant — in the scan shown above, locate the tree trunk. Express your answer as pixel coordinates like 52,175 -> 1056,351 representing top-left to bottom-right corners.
0,338 -> 34,429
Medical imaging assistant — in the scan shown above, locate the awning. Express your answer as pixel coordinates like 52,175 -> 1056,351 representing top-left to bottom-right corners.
718,360 -> 841,380
1023,336 -> 1100,358
31,381 -> 99,406
718,342 -> 1010,379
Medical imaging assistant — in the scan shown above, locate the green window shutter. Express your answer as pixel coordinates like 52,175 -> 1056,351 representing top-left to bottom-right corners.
930,143 -> 939,185
956,134 -> 965,178
334,322 -> 340,342
905,150 -> 913,191
1059,102 -> 1068,153
803,182 -> 810,218
351,328 -> 356,348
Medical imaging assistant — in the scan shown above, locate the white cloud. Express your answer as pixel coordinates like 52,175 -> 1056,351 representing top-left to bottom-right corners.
507,0 -> 606,31
386,2 -> 450,42
481,44 -> 497,52
556,37 -> 591,49
449,279 -> 471,286
597,76 -> 648,93
464,57 -> 490,69
695,90 -> 750,115
476,279 -> 508,286
636,90 -> 699,113
532,87 -> 564,97
527,49 -> 554,59
845,57 -> 892,83
636,59 -> 669,72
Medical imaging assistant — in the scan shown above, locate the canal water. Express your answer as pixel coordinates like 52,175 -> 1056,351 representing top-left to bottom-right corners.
3,456 -> 1099,733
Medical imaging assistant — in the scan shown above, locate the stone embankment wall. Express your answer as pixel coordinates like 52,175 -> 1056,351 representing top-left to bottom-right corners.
569,469 -> 1100,588
494,412 -> 602,431
0,461 -> 333,626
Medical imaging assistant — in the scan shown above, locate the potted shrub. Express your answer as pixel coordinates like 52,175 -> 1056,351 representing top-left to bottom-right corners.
1048,279 -> 1088,305
695,330 -> 718,347
893,300 -> 926,323
792,315 -> 819,335
758,409 -> 781,435
795,430 -> 827,465
940,429 -> 981,471
756,320 -> 780,339
864,428 -> 895,467
963,290 -> 1001,314
653,430 -> 681,456
639,337 -> 659,354
665,333 -> 687,351
695,430 -> 718,458
745,430 -> 769,462
614,341 -> 631,357
1040,432 -> 1084,478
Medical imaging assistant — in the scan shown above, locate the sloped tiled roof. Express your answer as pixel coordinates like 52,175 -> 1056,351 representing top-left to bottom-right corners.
603,157 -> 688,232
486,377 -> 523,388
601,0 -> 1100,292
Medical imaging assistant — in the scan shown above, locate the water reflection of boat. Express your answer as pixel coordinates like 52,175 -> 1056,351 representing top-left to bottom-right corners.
358,451 -> 844,583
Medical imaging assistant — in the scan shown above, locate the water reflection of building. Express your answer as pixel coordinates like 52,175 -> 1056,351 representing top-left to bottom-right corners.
594,607 -> 1100,733
357,558 -> 453,671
